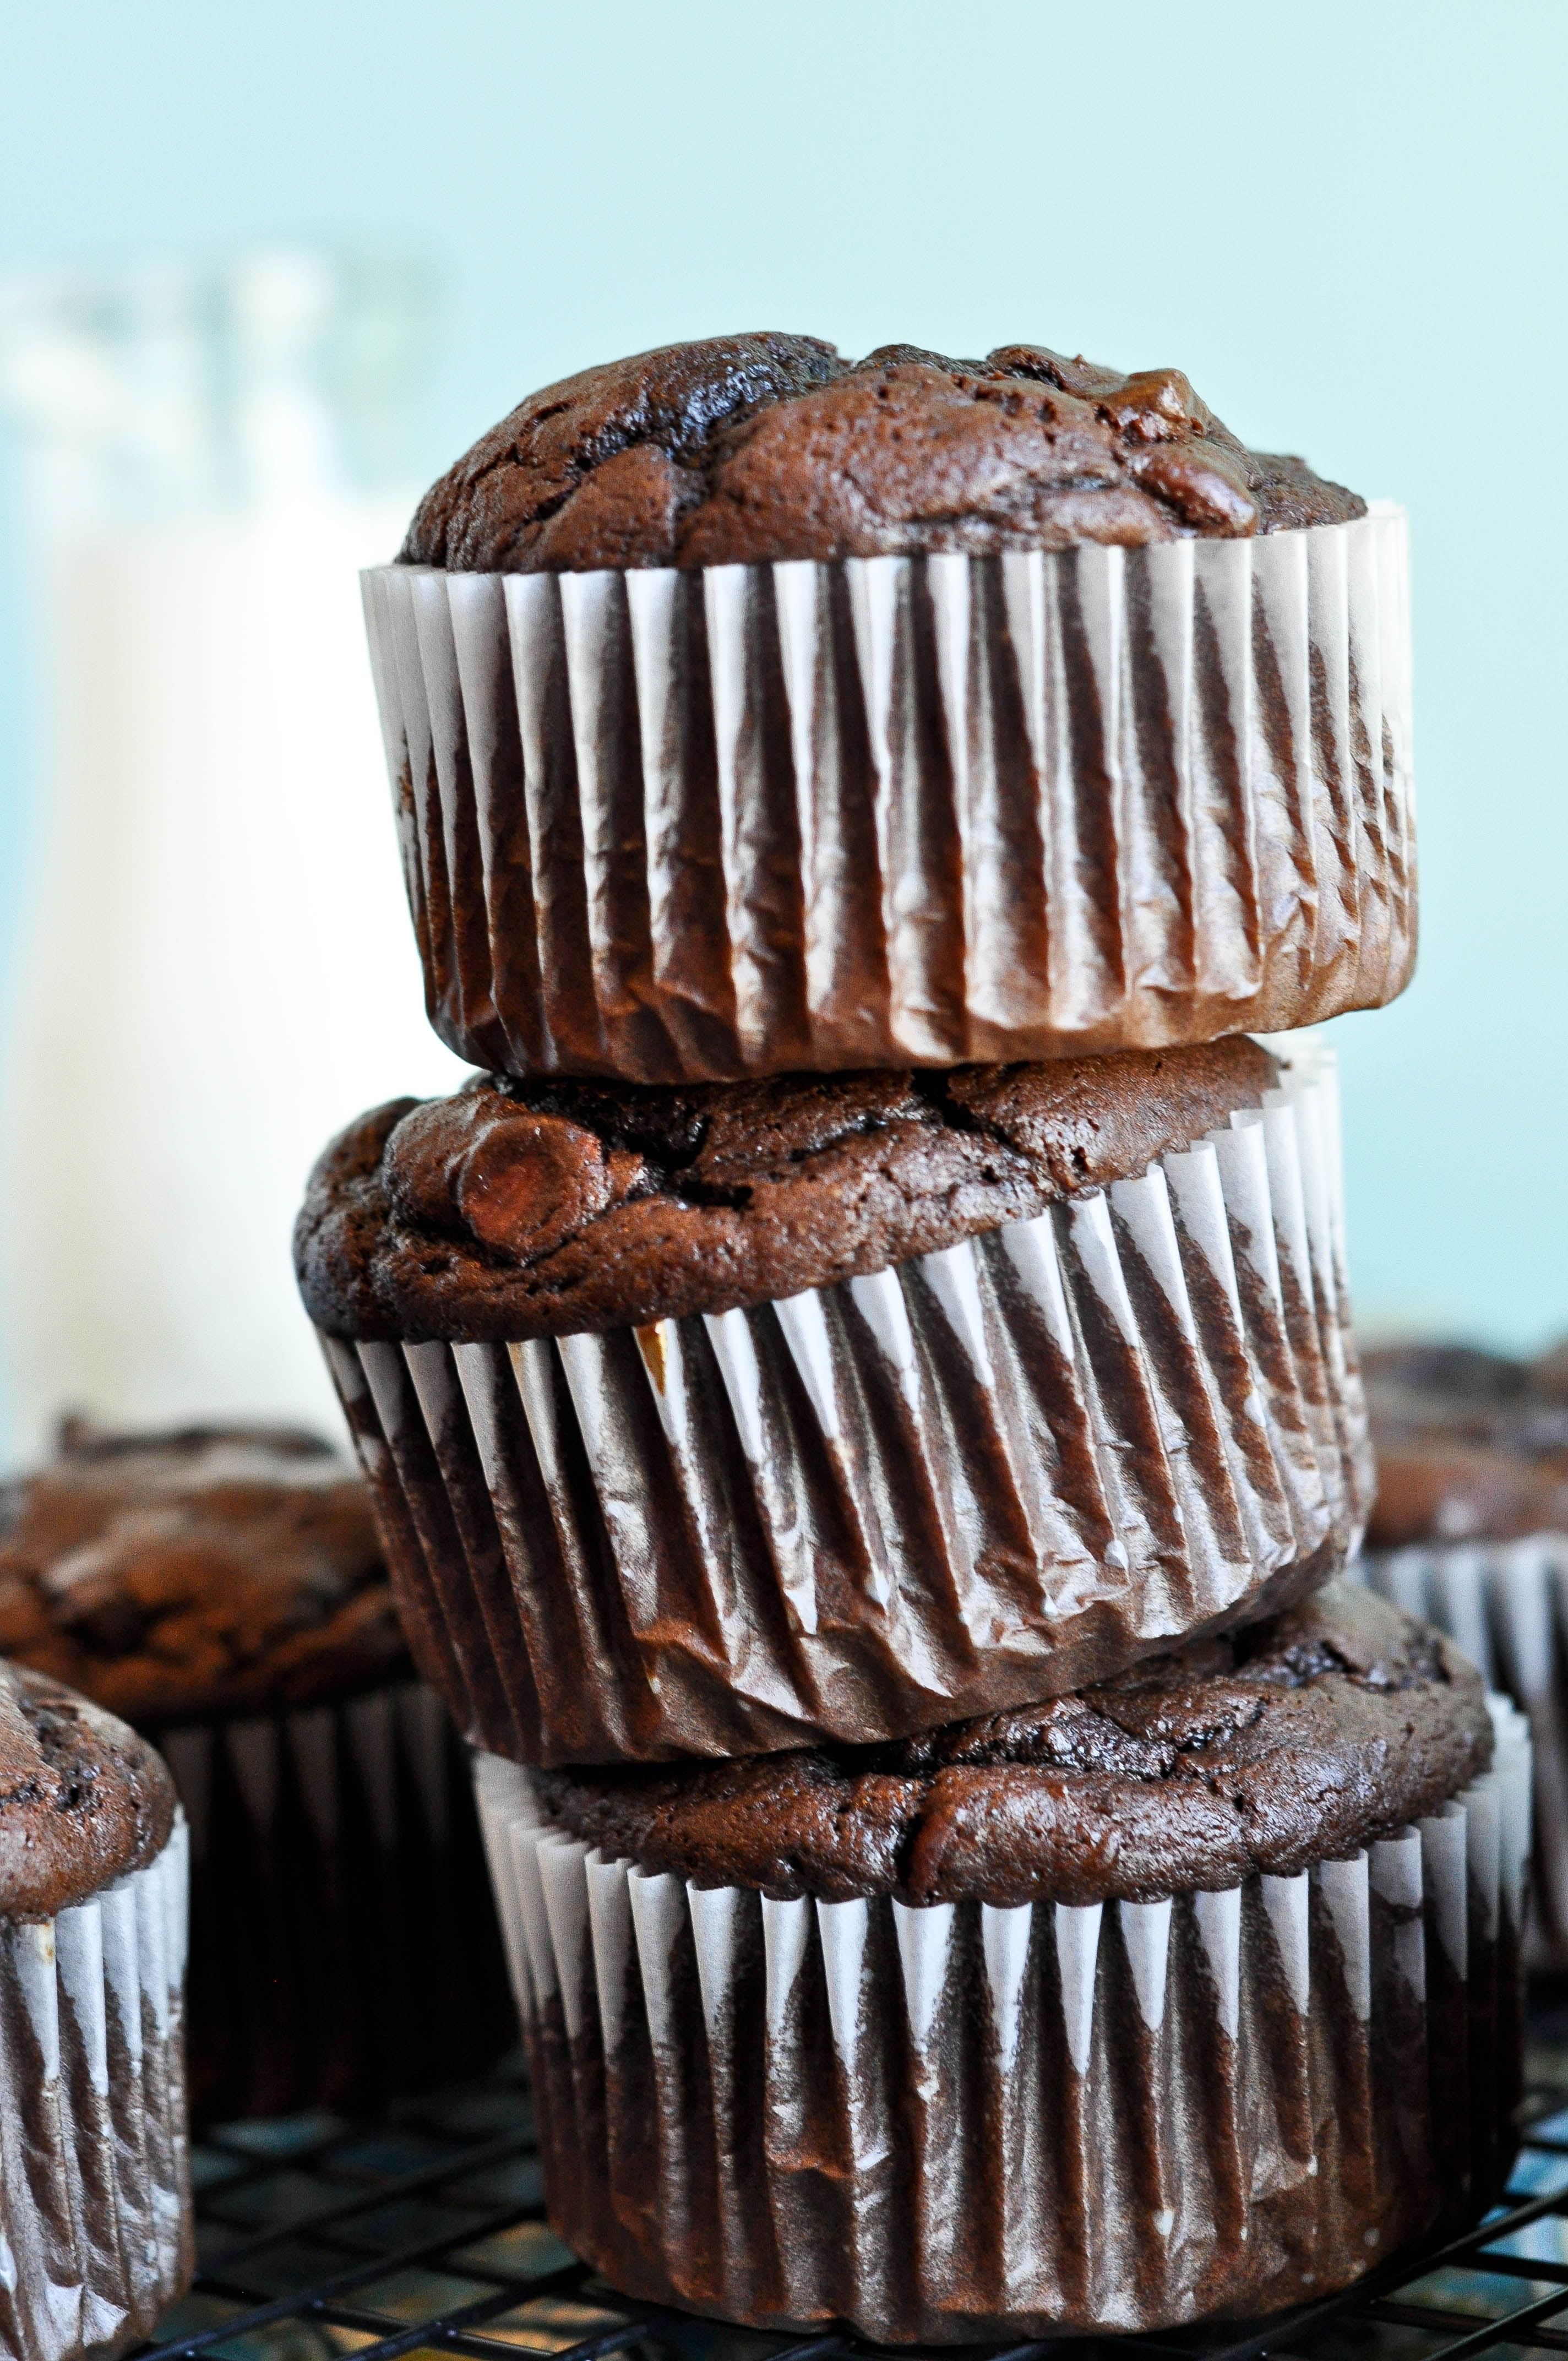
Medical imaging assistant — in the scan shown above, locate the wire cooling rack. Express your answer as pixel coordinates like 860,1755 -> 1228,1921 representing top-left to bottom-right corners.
139,1990 -> 1568,2361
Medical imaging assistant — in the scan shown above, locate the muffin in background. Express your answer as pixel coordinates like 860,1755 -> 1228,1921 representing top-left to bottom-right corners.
477,1584 -> 1526,2340
0,1658 -> 192,2360
0,1418 -> 513,2118
1365,1342 -> 1568,1548
1360,1340 -> 1568,1964
367,331 -> 1411,1084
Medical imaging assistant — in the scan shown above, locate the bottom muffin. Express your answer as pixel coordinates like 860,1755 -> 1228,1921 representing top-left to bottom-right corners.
0,1662 -> 192,2361
476,1584 -> 1527,2342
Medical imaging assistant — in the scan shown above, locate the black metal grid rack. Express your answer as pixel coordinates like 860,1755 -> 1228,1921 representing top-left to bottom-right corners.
138,2004 -> 1568,2361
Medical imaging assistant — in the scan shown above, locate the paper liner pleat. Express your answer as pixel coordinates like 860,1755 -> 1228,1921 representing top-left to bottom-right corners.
0,1818 -> 192,2361
475,1718 -> 1526,2343
1360,1537 -> 1565,1971
153,1684 -> 511,2120
362,509 -> 1413,1082
323,1047 -> 1369,1764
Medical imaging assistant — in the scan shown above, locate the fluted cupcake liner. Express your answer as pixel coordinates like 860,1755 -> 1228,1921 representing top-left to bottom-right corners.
321,1045 -> 1371,1765
0,1814 -> 192,2361
1360,1537 -> 1568,1968
472,1701 -> 1528,2343
362,507 -> 1412,1084
153,1684 -> 511,2118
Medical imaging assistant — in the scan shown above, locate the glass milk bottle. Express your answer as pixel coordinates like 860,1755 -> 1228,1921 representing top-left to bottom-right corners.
0,254 -> 467,1465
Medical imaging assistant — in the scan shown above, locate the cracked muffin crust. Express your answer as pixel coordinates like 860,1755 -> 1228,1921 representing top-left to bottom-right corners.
538,1581 -> 1491,1905
401,333 -> 1363,573
296,1035 -> 1277,1342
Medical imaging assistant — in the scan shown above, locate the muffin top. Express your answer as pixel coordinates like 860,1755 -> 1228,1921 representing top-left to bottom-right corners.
296,1035 -> 1276,1343
0,1421 -> 409,1726
0,1661 -> 176,1921
400,333 -> 1364,575
1366,1341 -> 1568,1548
540,1582 -> 1490,1907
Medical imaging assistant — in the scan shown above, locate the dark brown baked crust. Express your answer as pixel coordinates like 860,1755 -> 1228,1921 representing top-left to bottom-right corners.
539,1583 -> 1490,1905
401,334 -> 1364,574
1366,1341 -> 1568,1547
296,1036 -> 1277,1343
0,1421 -> 409,1726
0,1660 -> 176,1919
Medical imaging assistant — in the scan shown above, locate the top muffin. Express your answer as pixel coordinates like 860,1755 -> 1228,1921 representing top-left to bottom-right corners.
369,329 -> 1403,1084
401,333 -> 1363,574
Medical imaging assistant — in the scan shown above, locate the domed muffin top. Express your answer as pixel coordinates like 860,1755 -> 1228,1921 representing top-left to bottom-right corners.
540,1582 -> 1491,1906
296,1036 -> 1277,1343
400,332 -> 1364,575
0,1660 -> 176,1921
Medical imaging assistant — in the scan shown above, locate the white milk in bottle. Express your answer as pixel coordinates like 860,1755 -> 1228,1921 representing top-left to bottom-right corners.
0,255 -> 467,1465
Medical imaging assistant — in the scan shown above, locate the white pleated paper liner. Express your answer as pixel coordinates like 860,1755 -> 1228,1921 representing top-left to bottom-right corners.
152,1683 -> 513,2119
0,1813 -> 192,2361
361,505 -> 1412,1083
322,1043 -> 1372,1765
1359,1537 -> 1568,1970
474,1707 -> 1529,2343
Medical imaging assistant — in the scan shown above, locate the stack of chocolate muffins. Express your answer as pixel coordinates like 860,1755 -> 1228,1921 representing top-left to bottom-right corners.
296,335 -> 1530,2338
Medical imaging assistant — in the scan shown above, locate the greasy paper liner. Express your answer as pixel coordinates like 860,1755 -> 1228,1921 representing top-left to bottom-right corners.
473,1702 -> 1529,2343
362,507 -> 1412,1082
0,1814 -> 192,2361
151,1683 -> 513,2119
1360,1538 -> 1568,1969
321,1045 -> 1372,1766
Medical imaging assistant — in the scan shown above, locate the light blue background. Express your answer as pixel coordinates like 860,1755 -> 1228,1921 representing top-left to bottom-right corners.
1,0 -> 1563,1347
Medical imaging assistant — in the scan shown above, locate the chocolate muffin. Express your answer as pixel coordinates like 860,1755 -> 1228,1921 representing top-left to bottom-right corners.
0,1421 -> 512,2119
400,336 -> 1363,574
364,330 -> 1412,1082
1359,1340 -> 1568,1963
0,1418 -> 404,1722
1365,1342 -> 1568,1549
479,1582 -> 1527,2340
298,1035 -> 1371,1764
0,1662 -> 192,2361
